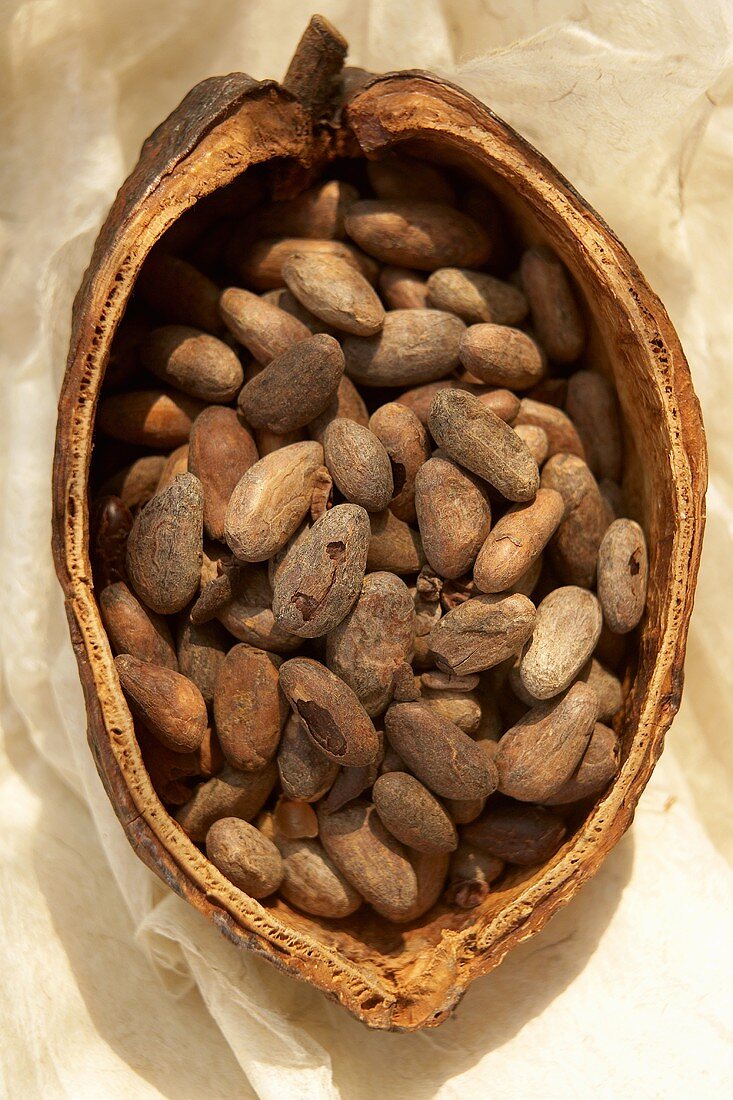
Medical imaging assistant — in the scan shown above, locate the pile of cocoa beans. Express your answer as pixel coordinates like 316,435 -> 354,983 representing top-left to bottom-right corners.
91,154 -> 648,924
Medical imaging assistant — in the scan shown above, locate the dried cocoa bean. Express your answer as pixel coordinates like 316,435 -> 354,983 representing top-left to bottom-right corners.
236,237 -> 378,291
541,453 -> 609,589
126,473 -> 203,615
519,585 -> 603,699
277,712 -> 339,802
427,268 -> 528,326
176,615 -> 229,706
565,369 -> 623,481
98,390 -> 204,448
115,653 -> 207,753
307,375 -> 369,442
378,266 -> 429,310
214,644 -> 287,770
273,797 -> 319,839
513,424 -> 549,467
459,324 -> 545,390
219,286 -> 312,363
520,246 -> 586,363
367,510 -> 426,575
429,593 -> 536,675
373,772 -> 457,853
249,180 -> 358,239
428,389 -> 539,502
142,325 -> 243,403
136,253 -> 222,334
156,444 -> 189,494
343,310 -> 465,387
101,455 -> 166,511
175,761 -> 277,841
323,420 -> 394,511
414,456 -> 492,580
188,407 -> 259,542
283,252 -> 385,336
421,688 -> 482,733
445,844 -> 505,908
544,722 -> 620,805
384,702 -> 498,800
345,200 -> 491,270
473,488 -> 564,594
99,581 -> 178,669
597,519 -> 648,634
237,333 -> 344,434
463,800 -> 566,865
273,833 -> 363,918
514,398 -> 585,459
206,817 -> 283,898
367,155 -> 456,204
279,657 -> 380,767
368,402 -> 431,524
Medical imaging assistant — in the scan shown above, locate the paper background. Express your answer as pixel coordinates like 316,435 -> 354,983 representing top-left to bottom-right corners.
2,1 -> 733,1095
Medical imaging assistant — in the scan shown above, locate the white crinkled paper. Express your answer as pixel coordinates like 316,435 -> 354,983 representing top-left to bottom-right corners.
2,1 -> 733,1096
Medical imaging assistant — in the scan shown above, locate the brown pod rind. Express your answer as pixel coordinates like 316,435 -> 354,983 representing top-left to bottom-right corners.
414,456 -> 492,581
97,390 -> 204,448
428,389 -> 539,503
473,488 -> 564,594
236,237 -> 378,291
495,681 -> 599,802
126,473 -> 203,615
378,267 -> 429,310
541,453 -> 609,589
272,504 -> 371,638
188,407 -> 259,542
323,420 -> 394,512
141,325 -> 244,403
463,801 -> 566,866
519,586 -> 603,699
283,253 -> 385,336
368,402 -> 431,524
597,519 -> 648,633
317,799 -> 419,922
237,334 -> 345,434
279,657 -> 380,767
445,844 -> 505,908
345,200 -> 491,270
135,253 -> 222,334
514,399 -> 585,460
367,155 -> 456,205
277,712 -> 339,802
249,180 -> 358,240
219,286 -> 312,363
429,594 -> 537,675
115,654 -> 207,753
384,702 -> 498,801
176,615 -> 229,706
102,455 -> 167,511
367,510 -> 426,575
206,818 -> 283,899
213,644 -> 287,771
520,246 -> 586,363
343,310 -> 465,388
373,773 -> 457,853
274,834 -> 363,918
565,370 -> 623,481
459,324 -> 545,390
544,722 -> 621,805
175,762 -> 277,842
326,571 -> 414,716
224,441 -> 324,562
216,565 -> 301,655
99,581 -> 178,670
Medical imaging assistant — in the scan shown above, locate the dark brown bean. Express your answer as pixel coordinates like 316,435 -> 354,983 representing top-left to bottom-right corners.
115,654 -> 207,753
219,286 -> 312,363
126,473 -> 203,615
237,334 -> 344,434
429,594 -> 537,675
463,801 -> 566,865
214,644 -> 287,771
373,773 -> 457,853
323,420 -> 394,512
99,581 -> 178,669
142,325 -> 243,403
188,407 -> 259,542
279,658 -> 380,767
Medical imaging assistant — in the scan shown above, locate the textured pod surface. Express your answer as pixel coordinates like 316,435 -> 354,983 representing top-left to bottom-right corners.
237,334 -> 344,434
343,310 -> 465,387
272,504 -> 370,637
115,654 -> 207,753
188,407 -> 259,542
142,325 -> 244,402
126,473 -> 203,615
429,389 -> 539,502
429,594 -> 537,675
283,252 -> 385,335
279,658 -> 380,767
219,286 -> 312,363
224,441 -> 323,562
519,586 -> 603,699
372,773 -> 457,853
206,818 -> 283,899
323,420 -> 394,512
415,456 -> 492,580
175,762 -> 277,842
99,581 -> 178,670
214,644 -> 287,771
345,200 -> 491,270
495,682 -> 599,801
318,799 -> 419,922
597,520 -> 649,633
326,571 -> 414,716
385,702 -> 498,800
474,488 -> 563,594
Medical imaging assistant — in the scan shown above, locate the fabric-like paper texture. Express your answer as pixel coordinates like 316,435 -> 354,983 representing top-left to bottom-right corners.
2,1 -> 733,1096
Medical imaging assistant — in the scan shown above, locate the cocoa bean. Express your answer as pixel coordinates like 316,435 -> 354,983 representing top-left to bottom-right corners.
219,286 -> 311,363
323,420 -> 394,511
136,252 -> 222,334
463,800 -> 566,865
237,237 -> 378,291
368,402 -> 431,524
142,325 -> 243,403
126,473 -> 203,615
343,310 -> 465,387
519,585 -> 603,699
459,324 -> 545,390
520,246 -> 586,363
308,375 -> 369,442
99,581 -> 178,669
249,180 -> 358,239
367,155 -> 456,204
415,456 -> 492,580
115,654 -> 207,753
597,519 -> 648,633
206,817 -> 283,898
378,266 -> 429,310
98,390 -> 204,448
544,722 -> 620,804
565,369 -> 623,481
279,657 -> 380,767
541,453 -> 609,589
345,200 -> 491,270
237,334 -> 344,434
373,772 -> 457,853
367,510 -> 426,575
514,398 -> 585,459
176,615 -> 229,706
277,712 -> 339,802
473,488 -> 564,594
283,252 -> 385,336
175,762 -> 277,841
213,644 -> 287,771
445,844 -> 505,908
427,268 -> 528,326
188,407 -> 259,542
429,593 -> 536,675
